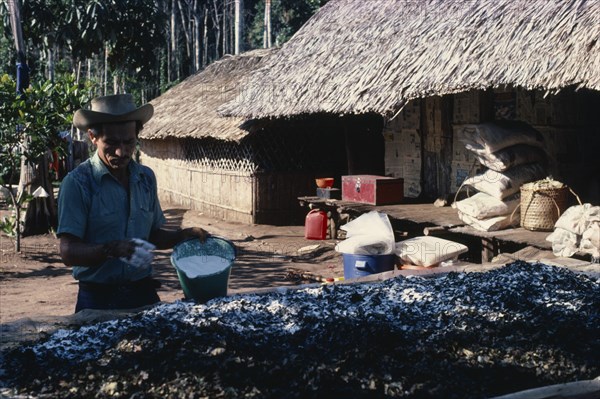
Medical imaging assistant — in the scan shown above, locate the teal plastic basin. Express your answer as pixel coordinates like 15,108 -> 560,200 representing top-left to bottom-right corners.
171,237 -> 236,303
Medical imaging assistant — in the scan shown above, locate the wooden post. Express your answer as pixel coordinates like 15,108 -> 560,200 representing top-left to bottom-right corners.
481,237 -> 496,262
423,226 -> 452,237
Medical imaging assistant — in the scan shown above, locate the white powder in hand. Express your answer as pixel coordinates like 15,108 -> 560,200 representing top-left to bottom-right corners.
176,255 -> 230,278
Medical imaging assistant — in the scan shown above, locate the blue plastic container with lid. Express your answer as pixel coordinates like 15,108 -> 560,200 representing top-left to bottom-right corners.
171,236 -> 236,303
342,253 -> 397,279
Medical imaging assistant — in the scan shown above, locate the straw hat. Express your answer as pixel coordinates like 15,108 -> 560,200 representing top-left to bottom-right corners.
73,94 -> 154,131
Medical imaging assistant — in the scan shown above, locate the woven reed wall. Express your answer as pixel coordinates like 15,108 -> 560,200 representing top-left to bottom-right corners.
139,119 -> 350,224
140,138 -> 255,224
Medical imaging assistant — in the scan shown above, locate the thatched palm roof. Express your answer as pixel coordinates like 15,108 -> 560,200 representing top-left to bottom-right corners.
219,0 -> 600,119
140,48 -> 276,141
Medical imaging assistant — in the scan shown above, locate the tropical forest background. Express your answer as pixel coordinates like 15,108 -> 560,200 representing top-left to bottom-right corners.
0,0 -> 328,103
0,0 -> 328,247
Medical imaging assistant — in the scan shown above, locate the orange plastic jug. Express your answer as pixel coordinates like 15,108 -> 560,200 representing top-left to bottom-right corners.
305,209 -> 328,240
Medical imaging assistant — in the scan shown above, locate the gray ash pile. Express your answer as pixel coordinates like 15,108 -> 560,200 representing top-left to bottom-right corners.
1,261 -> 599,398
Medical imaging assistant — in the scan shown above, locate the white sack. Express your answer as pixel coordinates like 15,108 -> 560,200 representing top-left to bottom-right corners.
395,236 -> 468,267
548,204 -> 600,258
554,204 -> 600,235
476,144 -> 547,172
335,211 -> 395,255
460,121 -> 545,156
458,210 -> 520,232
546,227 -> 580,258
580,222 -> 600,259
463,163 -> 546,199
453,192 -> 520,220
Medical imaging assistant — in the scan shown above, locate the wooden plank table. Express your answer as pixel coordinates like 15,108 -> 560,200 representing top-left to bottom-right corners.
298,196 -> 558,261
298,197 -> 463,226
449,225 -> 552,250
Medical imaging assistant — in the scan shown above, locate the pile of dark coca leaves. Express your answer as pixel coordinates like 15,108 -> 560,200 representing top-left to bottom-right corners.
1,261 -> 599,399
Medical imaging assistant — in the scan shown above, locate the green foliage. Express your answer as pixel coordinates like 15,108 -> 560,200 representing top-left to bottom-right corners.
0,214 -> 17,237
0,75 -> 90,176
247,0 -> 328,48
0,74 -> 21,185
0,0 -> 325,101
0,73 -> 94,184
1,0 -> 166,83
0,192 -> 32,237
0,20 -> 13,75
0,72 -> 93,241
63,0 -> 166,81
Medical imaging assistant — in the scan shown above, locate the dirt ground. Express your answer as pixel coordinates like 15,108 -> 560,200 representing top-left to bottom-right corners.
0,202 -> 343,326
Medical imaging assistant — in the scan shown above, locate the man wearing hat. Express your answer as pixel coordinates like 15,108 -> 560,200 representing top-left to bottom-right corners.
57,94 -> 208,312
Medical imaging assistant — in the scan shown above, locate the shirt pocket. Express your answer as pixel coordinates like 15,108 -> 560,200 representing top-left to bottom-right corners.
136,196 -> 156,237
88,193 -> 127,239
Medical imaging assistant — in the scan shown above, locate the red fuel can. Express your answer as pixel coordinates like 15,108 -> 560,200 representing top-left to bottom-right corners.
305,209 -> 328,240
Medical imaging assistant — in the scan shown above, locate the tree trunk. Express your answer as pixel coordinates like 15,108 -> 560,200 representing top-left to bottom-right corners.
263,0 -> 271,48
104,44 -> 108,95
171,0 -> 178,81
22,152 -> 56,237
167,25 -> 172,83
177,0 -> 192,58
203,5 -> 208,66
15,155 -> 33,250
234,0 -> 243,55
222,0 -> 228,55
212,0 -> 221,60
193,0 -> 201,71
75,60 -> 81,84
47,47 -> 55,81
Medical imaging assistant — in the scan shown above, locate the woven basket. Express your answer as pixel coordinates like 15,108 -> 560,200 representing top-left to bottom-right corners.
519,182 -> 577,231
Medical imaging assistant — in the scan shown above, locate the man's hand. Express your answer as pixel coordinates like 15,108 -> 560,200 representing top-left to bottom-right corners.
180,227 -> 209,243
104,238 -> 156,267
148,227 -> 209,250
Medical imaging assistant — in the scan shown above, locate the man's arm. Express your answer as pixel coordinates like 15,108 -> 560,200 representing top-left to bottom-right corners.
59,233 -> 136,267
149,227 -> 209,250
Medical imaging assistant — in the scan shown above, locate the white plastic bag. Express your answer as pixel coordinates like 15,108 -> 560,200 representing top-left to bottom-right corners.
335,235 -> 394,255
335,211 -> 395,255
395,236 -> 468,267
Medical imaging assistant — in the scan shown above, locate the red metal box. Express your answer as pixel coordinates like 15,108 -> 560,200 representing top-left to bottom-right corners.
342,175 -> 404,205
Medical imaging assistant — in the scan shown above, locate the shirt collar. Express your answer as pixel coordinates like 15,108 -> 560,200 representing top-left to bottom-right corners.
90,151 -> 143,185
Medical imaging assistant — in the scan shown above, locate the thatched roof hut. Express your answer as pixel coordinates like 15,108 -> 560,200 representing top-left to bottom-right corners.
219,0 -> 600,119
138,47 -> 339,225
140,48 -> 276,142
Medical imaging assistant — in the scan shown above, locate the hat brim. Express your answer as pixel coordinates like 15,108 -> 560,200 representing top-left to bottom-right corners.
73,103 -> 154,131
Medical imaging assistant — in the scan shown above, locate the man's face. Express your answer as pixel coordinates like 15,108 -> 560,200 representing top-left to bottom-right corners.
90,121 -> 137,171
